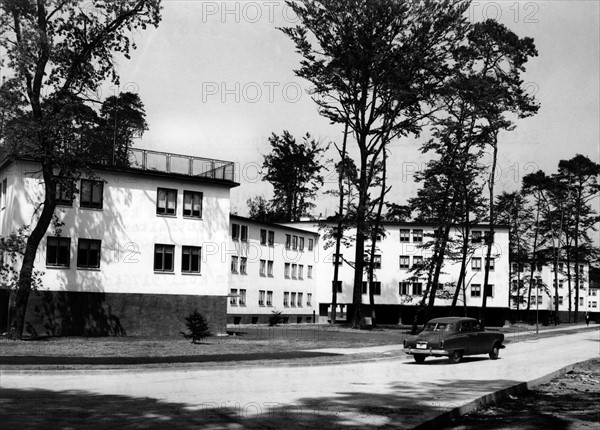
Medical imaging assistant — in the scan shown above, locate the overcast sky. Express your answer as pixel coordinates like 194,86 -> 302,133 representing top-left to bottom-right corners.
111,0 -> 599,220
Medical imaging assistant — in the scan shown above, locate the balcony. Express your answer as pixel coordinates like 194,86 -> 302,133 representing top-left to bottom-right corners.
124,148 -> 236,182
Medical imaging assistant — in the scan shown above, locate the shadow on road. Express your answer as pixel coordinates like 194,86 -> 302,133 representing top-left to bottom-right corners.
0,376 -> 577,429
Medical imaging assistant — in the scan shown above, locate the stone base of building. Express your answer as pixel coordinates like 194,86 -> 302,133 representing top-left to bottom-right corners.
12,290 -> 226,337
227,313 -> 317,325
509,309 -> 594,325
320,303 -> 510,327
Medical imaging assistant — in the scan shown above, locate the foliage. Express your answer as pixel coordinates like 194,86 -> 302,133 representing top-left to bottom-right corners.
268,310 -> 283,327
0,226 -> 43,292
181,309 -> 212,343
261,131 -> 325,222
246,196 -> 287,223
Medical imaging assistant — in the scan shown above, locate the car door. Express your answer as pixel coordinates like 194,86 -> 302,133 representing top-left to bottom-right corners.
458,320 -> 473,354
470,321 -> 488,354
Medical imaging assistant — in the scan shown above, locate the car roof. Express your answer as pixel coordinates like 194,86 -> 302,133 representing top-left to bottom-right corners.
427,317 -> 478,323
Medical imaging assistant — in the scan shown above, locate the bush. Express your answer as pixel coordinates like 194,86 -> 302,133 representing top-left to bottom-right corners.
268,310 -> 283,326
181,309 -> 212,343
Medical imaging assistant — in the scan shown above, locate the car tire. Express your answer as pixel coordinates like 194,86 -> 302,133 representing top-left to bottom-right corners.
448,350 -> 463,364
413,355 -> 426,364
489,343 -> 500,360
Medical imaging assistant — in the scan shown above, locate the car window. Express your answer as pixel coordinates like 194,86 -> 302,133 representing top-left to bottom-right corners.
423,323 -> 436,331
424,322 -> 453,332
460,321 -> 471,332
472,322 -> 483,331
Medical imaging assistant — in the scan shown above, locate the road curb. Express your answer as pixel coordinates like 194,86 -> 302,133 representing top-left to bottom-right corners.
413,359 -> 591,430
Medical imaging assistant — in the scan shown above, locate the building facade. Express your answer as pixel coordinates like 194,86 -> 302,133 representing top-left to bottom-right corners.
0,151 -> 238,336
282,222 -> 511,326
510,261 -> 594,323
227,215 -> 319,324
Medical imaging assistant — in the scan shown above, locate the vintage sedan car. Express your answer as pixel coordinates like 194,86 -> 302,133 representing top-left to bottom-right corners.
403,317 -> 505,364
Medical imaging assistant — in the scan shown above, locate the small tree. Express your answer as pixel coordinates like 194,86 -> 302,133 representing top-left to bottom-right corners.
181,310 -> 212,344
268,310 -> 283,327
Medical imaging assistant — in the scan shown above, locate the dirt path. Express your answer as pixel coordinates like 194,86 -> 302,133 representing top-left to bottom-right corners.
443,358 -> 600,429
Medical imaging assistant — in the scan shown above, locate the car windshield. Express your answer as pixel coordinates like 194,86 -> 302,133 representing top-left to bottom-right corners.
423,322 -> 453,332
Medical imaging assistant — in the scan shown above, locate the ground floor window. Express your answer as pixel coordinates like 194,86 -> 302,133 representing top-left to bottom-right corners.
47,236 -> 71,267
77,238 -> 101,269
182,246 -> 201,273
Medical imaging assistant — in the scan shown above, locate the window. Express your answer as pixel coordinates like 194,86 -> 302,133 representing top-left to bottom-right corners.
292,264 -> 297,279
259,259 -> 266,276
291,292 -> 296,307
182,246 -> 201,273
285,234 -> 291,249
299,237 -> 305,251
268,231 -> 275,246
241,225 -> 248,242
471,231 -> 482,244
591,301 -> 597,309
591,289 -> 598,297
284,292 -> 290,307
559,280 -> 564,289
332,253 -> 343,266
266,291 -> 273,307
56,178 -> 74,206
399,282 -> 410,295
240,257 -> 247,274
372,282 -> 381,295
232,223 -> 240,240
80,179 -> 103,209
307,265 -> 313,278
400,229 -> 410,242
558,262 -> 564,272
486,258 -> 495,271
154,244 -> 174,272
259,290 -> 265,306
46,237 -> 71,267
553,296 -> 564,306
373,255 -> 381,269
266,260 -> 273,277
157,188 -> 177,215
284,262 -> 291,278
183,191 -> 202,218
580,297 -> 584,306
579,264 -> 584,274
472,257 -> 482,271
413,229 -> 423,242
308,238 -> 314,251
231,256 -> 239,273
239,289 -> 246,306
260,229 -> 267,245
307,293 -> 312,306
362,281 -> 368,294
230,289 -> 238,306
484,231 -> 494,244
412,256 -> 423,269
292,235 -> 298,250
412,282 -> 422,296
333,280 -> 342,293
76,239 -> 101,269
399,255 -> 410,269
471,284 -> 482,297
485,284 -> 494,297
298,292 -> 303,307
298,264 -> 304,279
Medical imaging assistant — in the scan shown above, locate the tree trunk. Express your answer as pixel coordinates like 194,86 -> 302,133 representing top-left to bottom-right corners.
8,163 -> 57,338
351,149 -> 369,329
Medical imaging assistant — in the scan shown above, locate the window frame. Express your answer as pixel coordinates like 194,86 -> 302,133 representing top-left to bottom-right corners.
472,257 -> 482,271
240,225 -> 248,242
399,229 -> 410,242
268,231 -> 275,246
308,238 -> 314,251
181,246 -> 201,273
399,255 -> 410,269
260,229 -> 267,245
183,190 -> 203,218
154,244 -> 175,272
471,284 -> 482,297
231,255 -> 239,273
267,260 -> 274,277
156,187 -> 177,216
46,236 -> 71,267
77,238 -> 101,269
412,229 -> 423,242
259,259 -> 266,276
80,179 -> 104,209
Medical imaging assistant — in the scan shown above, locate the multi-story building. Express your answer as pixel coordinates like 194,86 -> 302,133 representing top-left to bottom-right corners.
0,150 -> 238,336
226,215 -> 319,324
282,221 -> 511,326
510,261 -> 592,322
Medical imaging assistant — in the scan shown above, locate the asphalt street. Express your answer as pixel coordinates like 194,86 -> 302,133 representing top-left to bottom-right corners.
1,328 -> 599,429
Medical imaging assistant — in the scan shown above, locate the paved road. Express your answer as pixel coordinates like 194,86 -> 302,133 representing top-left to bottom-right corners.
1,328 -> 598,429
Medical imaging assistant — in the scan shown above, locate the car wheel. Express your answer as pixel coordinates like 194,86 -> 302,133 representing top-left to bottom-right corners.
413,355 -> 426,364
448,350 -> 463,364
489,343 -> 500,360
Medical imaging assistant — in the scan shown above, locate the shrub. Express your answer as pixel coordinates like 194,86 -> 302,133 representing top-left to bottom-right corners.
268,310 -> 283,326
181,309 -> 212,343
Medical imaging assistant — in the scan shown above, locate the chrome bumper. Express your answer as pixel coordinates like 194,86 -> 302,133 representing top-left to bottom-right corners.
405,347 -> 450,356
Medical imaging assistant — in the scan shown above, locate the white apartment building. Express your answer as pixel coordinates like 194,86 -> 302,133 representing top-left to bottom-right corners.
510,261 -> 594,322
227,215 -> 319,324
0,150 -> 238,336
282,221 -> 511,326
